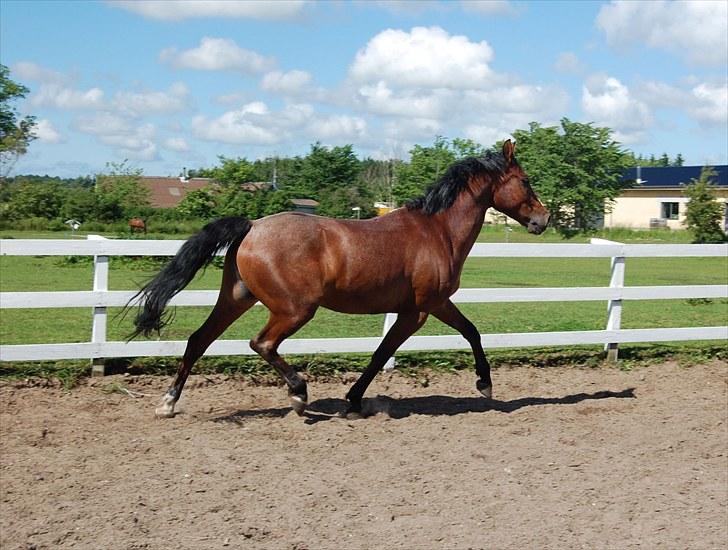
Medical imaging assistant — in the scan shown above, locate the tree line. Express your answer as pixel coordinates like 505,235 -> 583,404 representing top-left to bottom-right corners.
0,63 -> 723,240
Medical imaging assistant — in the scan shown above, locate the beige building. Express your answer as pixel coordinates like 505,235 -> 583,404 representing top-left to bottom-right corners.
604,165 -> 728,230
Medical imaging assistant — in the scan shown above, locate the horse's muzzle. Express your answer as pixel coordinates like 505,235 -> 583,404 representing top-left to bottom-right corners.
527,212 -> 550,235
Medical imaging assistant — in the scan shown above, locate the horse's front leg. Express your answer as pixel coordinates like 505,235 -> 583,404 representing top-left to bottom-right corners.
432,300 -> 492,399
345,311 -> 428,418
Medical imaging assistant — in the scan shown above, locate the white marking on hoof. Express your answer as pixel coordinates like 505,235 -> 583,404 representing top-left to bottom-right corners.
155,394 -> 176,418
290,395 -> 307,416
480,386 -> 493,399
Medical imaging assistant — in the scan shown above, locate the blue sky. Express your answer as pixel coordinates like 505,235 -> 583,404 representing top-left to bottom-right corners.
1,0 -> 726,177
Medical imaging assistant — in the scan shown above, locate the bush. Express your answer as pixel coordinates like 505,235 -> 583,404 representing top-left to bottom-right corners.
47,219 -> 68,231
684,167 -> 726,243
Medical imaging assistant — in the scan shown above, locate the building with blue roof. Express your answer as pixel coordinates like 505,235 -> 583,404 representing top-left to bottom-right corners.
605,165 -> 728,230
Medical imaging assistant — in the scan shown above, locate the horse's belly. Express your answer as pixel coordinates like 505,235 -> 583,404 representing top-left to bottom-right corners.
320,285 -> 415,314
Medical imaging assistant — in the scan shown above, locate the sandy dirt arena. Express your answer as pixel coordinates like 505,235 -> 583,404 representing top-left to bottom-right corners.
1,361 -> 726,550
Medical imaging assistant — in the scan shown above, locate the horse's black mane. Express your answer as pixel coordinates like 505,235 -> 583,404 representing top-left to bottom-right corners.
406,150 -> 507,215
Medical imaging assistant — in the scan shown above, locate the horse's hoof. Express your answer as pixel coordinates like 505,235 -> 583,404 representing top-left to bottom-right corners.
290,395 -> 307,416
155,394 -> 176,418
155,405 -> 175,418
477,381 -> 493,399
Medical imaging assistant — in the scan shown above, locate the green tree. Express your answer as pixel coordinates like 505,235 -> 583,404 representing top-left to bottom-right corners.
393,136 -> 484,205
287,143 -> 361,198
684,167 -> 726,243
0,64 -> 37,177
512,119 -> 630,232
60,187 -> 97,222
209,156 -> 255,186
177,188 -> 216,219
260,189 -> 293,216
282,143 -> 366,217
5,177 -> 65,219
359,158 -> 402,205
215,186 -> 254,218
94,160 -> 149,220
624,151 -> 685,168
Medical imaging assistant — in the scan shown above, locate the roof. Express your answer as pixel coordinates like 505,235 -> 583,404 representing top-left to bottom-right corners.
291,198 -> 320,207
139,177 -> 216,208
622,165 -> 728,189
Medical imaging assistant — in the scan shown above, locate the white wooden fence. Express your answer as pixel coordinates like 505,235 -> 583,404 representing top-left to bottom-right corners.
1,237 -> 726,372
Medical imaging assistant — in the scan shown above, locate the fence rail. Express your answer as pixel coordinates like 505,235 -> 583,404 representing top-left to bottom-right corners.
1,237 -> 726,369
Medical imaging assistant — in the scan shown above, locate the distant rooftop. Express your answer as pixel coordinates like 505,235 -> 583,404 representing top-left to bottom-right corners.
290,198 -> 320,207
139,176 -> 216,208
622,165 -> 728,188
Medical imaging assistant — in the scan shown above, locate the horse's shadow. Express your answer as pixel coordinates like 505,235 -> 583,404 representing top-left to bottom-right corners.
211,388 -> 636,425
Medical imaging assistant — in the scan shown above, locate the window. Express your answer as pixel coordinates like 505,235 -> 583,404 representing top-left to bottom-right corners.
661,202 -> 679,220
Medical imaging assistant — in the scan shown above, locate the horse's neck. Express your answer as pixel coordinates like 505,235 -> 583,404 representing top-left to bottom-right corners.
437,189 -> 488,265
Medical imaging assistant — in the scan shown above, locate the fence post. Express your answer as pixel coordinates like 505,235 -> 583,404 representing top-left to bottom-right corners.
591,238 -> 625,362
88,235 -> 109,376
381,313 -> 397,371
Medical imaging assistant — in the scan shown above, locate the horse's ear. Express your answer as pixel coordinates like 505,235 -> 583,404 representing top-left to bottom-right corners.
502,139 -> 515,164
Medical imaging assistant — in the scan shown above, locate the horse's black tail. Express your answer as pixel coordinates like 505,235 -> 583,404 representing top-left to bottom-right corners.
128,216 -> 252,339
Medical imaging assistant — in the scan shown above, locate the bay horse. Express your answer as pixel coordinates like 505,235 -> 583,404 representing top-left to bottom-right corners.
129,140 -> 550,418
129,217 -> 147,235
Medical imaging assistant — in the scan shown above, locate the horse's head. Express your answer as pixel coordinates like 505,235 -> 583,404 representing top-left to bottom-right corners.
491,140 -> 550,234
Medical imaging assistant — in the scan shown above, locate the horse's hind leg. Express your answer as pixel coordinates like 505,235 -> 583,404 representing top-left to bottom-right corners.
432,300 -> 492,398
250,308 -> 316,415
155,290 -> 256,418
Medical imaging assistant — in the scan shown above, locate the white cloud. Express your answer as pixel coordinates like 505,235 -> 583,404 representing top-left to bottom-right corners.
464,84 -> 568,117
192,101 -> 368,147
103,128 -> 158,161
33,119 -> 63,143
192,102 -> 283,145
372,1 -> 442,16
383,117 -> 442,142
12,61 -> 69,85
160,37 -> 275,74
30,84 -> 105,110
596,0 -> 728,66
689,82 -> 728,126
460,1 -> 517,16
13,64 -> 190,120
342,26 -> 570,149
73,112 -> 131,135
108,0 -> 307,21
308,115 -> 367,141
638,80 -> 688,108
214,93 -> 249,106
261,70 -> 312,95
163,137 -> 190,152
582,74 -> 651,143
113,82 -> 191,116
355,81 -> 453,119
554,52 -> 585,75
639,79 -> 728,127
73,112 -> 158,160
349,26 -> 496,90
